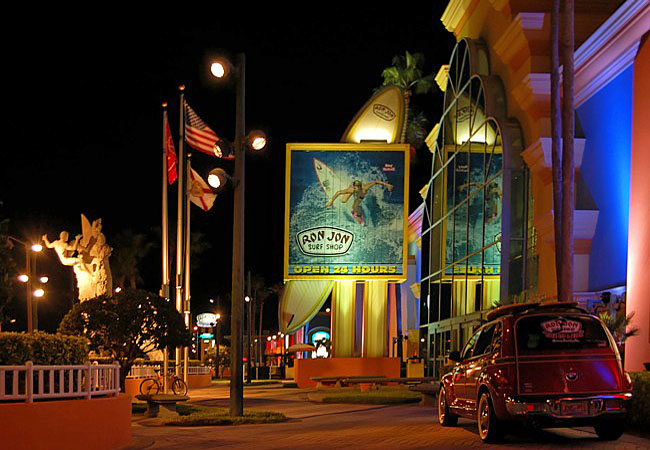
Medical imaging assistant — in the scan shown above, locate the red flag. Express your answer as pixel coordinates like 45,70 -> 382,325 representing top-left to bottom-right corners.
164,111 -> 178,184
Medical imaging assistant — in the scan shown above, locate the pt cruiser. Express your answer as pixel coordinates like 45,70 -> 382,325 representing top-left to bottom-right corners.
438,302 -> 633,443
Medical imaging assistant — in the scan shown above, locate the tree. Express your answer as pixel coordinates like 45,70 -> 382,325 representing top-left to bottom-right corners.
550,0 -> 576,302
551,0 -> 563,297
111,229 -> 155,289
58,289 -> 190,389
380,51 -> 435,144
559,0 -> 575,302
0,209 -> 16,331
598,311 -> 639,347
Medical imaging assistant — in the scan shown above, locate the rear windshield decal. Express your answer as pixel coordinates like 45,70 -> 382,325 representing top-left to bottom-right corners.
541,319 -> 584,342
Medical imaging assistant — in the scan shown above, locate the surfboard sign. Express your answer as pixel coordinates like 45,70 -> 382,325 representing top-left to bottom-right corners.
284,143 -> 410,281
279,280 -> 334,334
341,86 -> 405,144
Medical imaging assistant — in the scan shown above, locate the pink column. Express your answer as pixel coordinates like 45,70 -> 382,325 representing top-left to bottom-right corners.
625,38 -> 650,372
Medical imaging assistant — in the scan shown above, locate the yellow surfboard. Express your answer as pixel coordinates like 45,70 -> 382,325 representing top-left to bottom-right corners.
279,280 -> 334,334
341,85 -> 405,144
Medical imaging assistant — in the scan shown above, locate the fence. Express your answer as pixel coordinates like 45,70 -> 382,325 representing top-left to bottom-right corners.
0,361 -> 120,403
127,364 -> 210,378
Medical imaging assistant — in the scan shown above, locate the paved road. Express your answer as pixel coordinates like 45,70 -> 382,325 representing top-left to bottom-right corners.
125,384 -> 650,450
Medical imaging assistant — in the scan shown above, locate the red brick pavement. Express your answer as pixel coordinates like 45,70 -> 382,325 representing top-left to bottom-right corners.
123,384 -> 650,450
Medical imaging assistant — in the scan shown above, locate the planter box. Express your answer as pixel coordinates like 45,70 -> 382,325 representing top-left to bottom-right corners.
0,394 -> 131,450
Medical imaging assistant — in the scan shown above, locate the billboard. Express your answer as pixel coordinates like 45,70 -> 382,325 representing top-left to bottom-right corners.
444,150 -> 502,275
285,143 -> 409,280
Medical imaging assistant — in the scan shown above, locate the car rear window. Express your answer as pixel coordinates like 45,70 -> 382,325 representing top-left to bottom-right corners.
516,315 -> 611,352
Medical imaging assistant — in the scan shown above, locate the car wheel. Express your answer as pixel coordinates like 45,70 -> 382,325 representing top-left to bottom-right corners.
438,386 -> 458,426
478,391 -> 504,443
594,419 -> 625,441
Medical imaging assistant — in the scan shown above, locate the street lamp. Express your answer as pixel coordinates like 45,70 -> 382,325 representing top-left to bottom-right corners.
209,52 -> 267,417
210,312 -> 222,379
9,236 -> 43,333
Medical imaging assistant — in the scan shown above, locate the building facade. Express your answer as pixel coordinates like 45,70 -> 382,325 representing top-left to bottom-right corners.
414,0 -> 650,377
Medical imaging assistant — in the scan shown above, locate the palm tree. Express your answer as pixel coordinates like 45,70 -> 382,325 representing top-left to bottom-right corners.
111,229 -> 155,289
598,311 -> 639,350
380,51 -> 435,144
559,0 -> 575,302
551,0 -> 563,298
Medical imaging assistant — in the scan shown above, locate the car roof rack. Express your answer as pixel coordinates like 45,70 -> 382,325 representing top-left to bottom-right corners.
485,301 -> 588,322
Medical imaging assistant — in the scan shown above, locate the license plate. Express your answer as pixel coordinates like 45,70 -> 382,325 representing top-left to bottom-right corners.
560,401 -> 589,416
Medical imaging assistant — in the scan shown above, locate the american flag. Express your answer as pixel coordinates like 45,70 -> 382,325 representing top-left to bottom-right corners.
184,101 -> 223,157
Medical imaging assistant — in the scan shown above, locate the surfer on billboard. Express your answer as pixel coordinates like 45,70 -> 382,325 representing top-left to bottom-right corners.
325,179 -> 393,225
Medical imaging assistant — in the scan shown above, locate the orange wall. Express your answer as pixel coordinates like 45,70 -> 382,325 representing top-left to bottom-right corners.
626,37 -> 650,372
294,357 -> 400,388
0,394 -> 131,450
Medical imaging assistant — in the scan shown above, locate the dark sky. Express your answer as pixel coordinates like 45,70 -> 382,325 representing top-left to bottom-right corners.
3,5 -> 455,332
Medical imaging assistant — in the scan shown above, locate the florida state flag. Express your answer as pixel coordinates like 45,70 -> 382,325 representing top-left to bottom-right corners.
188,167 -> 216,211
163,111 -> 178,184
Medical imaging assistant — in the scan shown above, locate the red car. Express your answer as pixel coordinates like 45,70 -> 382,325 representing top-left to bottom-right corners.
437,302 -> 633,443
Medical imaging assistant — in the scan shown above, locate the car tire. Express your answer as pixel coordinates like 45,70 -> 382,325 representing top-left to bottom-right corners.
594,419 -> 625,441
438,386 -> 458,426
478,391 -> 504,443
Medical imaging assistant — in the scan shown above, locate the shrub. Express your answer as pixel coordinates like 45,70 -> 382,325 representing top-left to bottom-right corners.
629,372 -> 650,430
0,331 -> 88,365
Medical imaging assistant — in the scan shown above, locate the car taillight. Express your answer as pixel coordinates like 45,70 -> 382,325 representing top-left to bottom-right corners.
605,398 -> 623,411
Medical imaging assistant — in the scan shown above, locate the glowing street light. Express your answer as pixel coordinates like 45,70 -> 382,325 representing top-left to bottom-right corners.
210,61 -> 227,79
8,236 -> 43,333
39,276 -> 48,284
209,52 -> 268,417
33,289 -> 45,298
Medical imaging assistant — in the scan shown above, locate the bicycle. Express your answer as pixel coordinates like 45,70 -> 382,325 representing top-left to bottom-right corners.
139,367 -> 188,396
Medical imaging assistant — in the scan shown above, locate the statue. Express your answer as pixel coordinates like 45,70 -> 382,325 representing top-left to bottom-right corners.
43,214 -> 113,302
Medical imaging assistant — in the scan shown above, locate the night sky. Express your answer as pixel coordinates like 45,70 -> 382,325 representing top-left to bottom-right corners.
3,5 -> 455,333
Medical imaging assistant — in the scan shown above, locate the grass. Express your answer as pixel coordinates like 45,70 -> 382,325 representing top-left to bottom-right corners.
133,402 -> 287,426
314,386 -> 423,405
211,379 -> 281,387
162,404 -> 287,426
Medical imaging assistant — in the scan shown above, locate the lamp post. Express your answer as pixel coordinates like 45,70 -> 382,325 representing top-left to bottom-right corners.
9,237 -> 43,333
211,313 -> 221,379
209,53 -> 267,416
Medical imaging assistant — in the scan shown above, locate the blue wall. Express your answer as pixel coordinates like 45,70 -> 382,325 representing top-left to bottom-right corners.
577,66 -> 633,291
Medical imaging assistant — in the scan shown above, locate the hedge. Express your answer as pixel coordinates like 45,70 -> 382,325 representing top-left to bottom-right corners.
629,372 -> 650,430
0,331 -> 89,365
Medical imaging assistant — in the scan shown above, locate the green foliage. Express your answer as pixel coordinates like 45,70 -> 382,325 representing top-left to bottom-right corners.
379,51 -> 435,146
111,229 -> 155,289
380,51 -> 435,94
0,210 -> 16,328
629,372 -> 650,430
0,331 -> 88,365
161,404 -> 287,426
598,311 -> 639,344
203,345 -> 230,372
58,289 -> 190,386
317,387 -> 422,405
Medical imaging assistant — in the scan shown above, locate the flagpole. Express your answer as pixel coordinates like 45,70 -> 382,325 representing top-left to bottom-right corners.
162,103 -> 171,394
183,152 -> 192,384
176,86 -> 186,377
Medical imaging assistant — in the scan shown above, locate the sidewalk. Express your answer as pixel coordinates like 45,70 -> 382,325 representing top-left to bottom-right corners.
124,382 -> 650,450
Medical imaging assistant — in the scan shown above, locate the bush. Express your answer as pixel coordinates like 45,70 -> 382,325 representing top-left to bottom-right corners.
629,372 -> 650,430
0,331 -> 88,365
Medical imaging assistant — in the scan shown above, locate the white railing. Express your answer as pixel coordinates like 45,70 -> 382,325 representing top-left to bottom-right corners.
187,366 -> 211,375
127,365 -> 159,378
0,361 -> 120,403
127,364 -> 211,378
